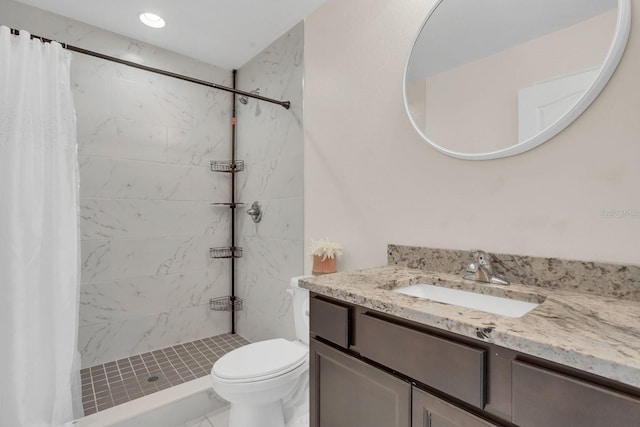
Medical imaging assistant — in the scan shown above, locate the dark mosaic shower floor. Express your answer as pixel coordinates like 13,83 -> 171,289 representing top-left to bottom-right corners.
80,333 -> 250,415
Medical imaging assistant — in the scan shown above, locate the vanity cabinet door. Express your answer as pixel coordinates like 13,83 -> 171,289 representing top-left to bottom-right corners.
412,388 -> 499,427
310,338 -> 411,427
512,360 -> 640,427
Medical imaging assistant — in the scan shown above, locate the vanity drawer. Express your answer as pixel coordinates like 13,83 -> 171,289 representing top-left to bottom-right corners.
310,297 -> 350,348
512,360 -> 640,427
356,313 -> 486,408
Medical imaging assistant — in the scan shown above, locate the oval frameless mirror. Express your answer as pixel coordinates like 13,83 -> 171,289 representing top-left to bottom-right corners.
404,0 -> 631,160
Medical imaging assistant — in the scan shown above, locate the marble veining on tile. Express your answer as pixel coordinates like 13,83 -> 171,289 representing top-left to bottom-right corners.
300,265 -> 640,389
389,244 -> 640,301
236,22 -> 304,344
3,1 -> 235,366
3,0 -> 304,366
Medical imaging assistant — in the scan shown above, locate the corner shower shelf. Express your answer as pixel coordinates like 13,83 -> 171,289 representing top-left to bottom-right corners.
209,157 -> 244,326
210,160 -> 245,173
209,246 -> 243,259
210,296 -> 244,312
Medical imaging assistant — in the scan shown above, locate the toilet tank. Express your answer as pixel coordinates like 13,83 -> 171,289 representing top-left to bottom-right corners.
289,276 -> 312,344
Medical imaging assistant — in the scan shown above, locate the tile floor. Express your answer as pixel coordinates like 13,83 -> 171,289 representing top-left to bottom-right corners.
80,333 -> 249,416
178,405 -> 229,427
177,397 -> 309,427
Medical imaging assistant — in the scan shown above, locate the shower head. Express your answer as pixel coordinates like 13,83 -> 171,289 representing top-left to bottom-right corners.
238,88 -> 260,105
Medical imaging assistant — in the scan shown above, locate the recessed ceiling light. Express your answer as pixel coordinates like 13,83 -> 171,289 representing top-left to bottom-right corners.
139,12 -> 166,29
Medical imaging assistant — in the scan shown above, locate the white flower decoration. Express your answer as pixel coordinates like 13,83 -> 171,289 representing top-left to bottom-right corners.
309,238 -> 343,261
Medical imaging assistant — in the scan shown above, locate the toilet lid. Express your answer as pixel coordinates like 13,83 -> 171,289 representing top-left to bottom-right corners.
213,338 -> 308,381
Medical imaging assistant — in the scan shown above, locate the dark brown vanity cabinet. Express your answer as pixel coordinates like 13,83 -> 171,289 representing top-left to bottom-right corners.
413,388 -> 499,427
309,297 -> 350,349
309,295 -> 497,427
310,338 -> 411,427
356,312 -> 486,409
310,336 -> 497,427
512,361 -> 640,427
309,293 -> 640,427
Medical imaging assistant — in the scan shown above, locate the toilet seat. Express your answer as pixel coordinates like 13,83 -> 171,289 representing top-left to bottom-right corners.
212,338 -> 308,383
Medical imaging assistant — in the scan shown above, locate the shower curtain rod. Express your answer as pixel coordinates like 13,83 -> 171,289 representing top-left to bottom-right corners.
8,27 -> 291,110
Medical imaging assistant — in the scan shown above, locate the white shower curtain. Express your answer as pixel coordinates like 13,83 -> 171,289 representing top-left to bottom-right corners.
0,26 -> 81,426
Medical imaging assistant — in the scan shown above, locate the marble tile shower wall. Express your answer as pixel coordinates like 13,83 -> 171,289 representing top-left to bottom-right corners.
0,0 -> 235,367
77,56 -> 234,366
78,62 -> 234,366
235,23 -> 305,342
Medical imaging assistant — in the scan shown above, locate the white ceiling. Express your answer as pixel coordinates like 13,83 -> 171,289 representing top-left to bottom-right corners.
13,0 -> 325,69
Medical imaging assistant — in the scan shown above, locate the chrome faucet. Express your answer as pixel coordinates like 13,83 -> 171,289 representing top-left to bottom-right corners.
463,250 -> 509,285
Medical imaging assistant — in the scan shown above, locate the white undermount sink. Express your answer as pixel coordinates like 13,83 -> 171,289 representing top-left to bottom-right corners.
393,284 -> 539,318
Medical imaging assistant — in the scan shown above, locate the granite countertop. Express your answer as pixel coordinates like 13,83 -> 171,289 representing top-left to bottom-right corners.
300,265 -> 640,389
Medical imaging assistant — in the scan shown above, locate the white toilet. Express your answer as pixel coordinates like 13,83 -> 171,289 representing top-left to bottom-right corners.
210,276 -> 311,427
